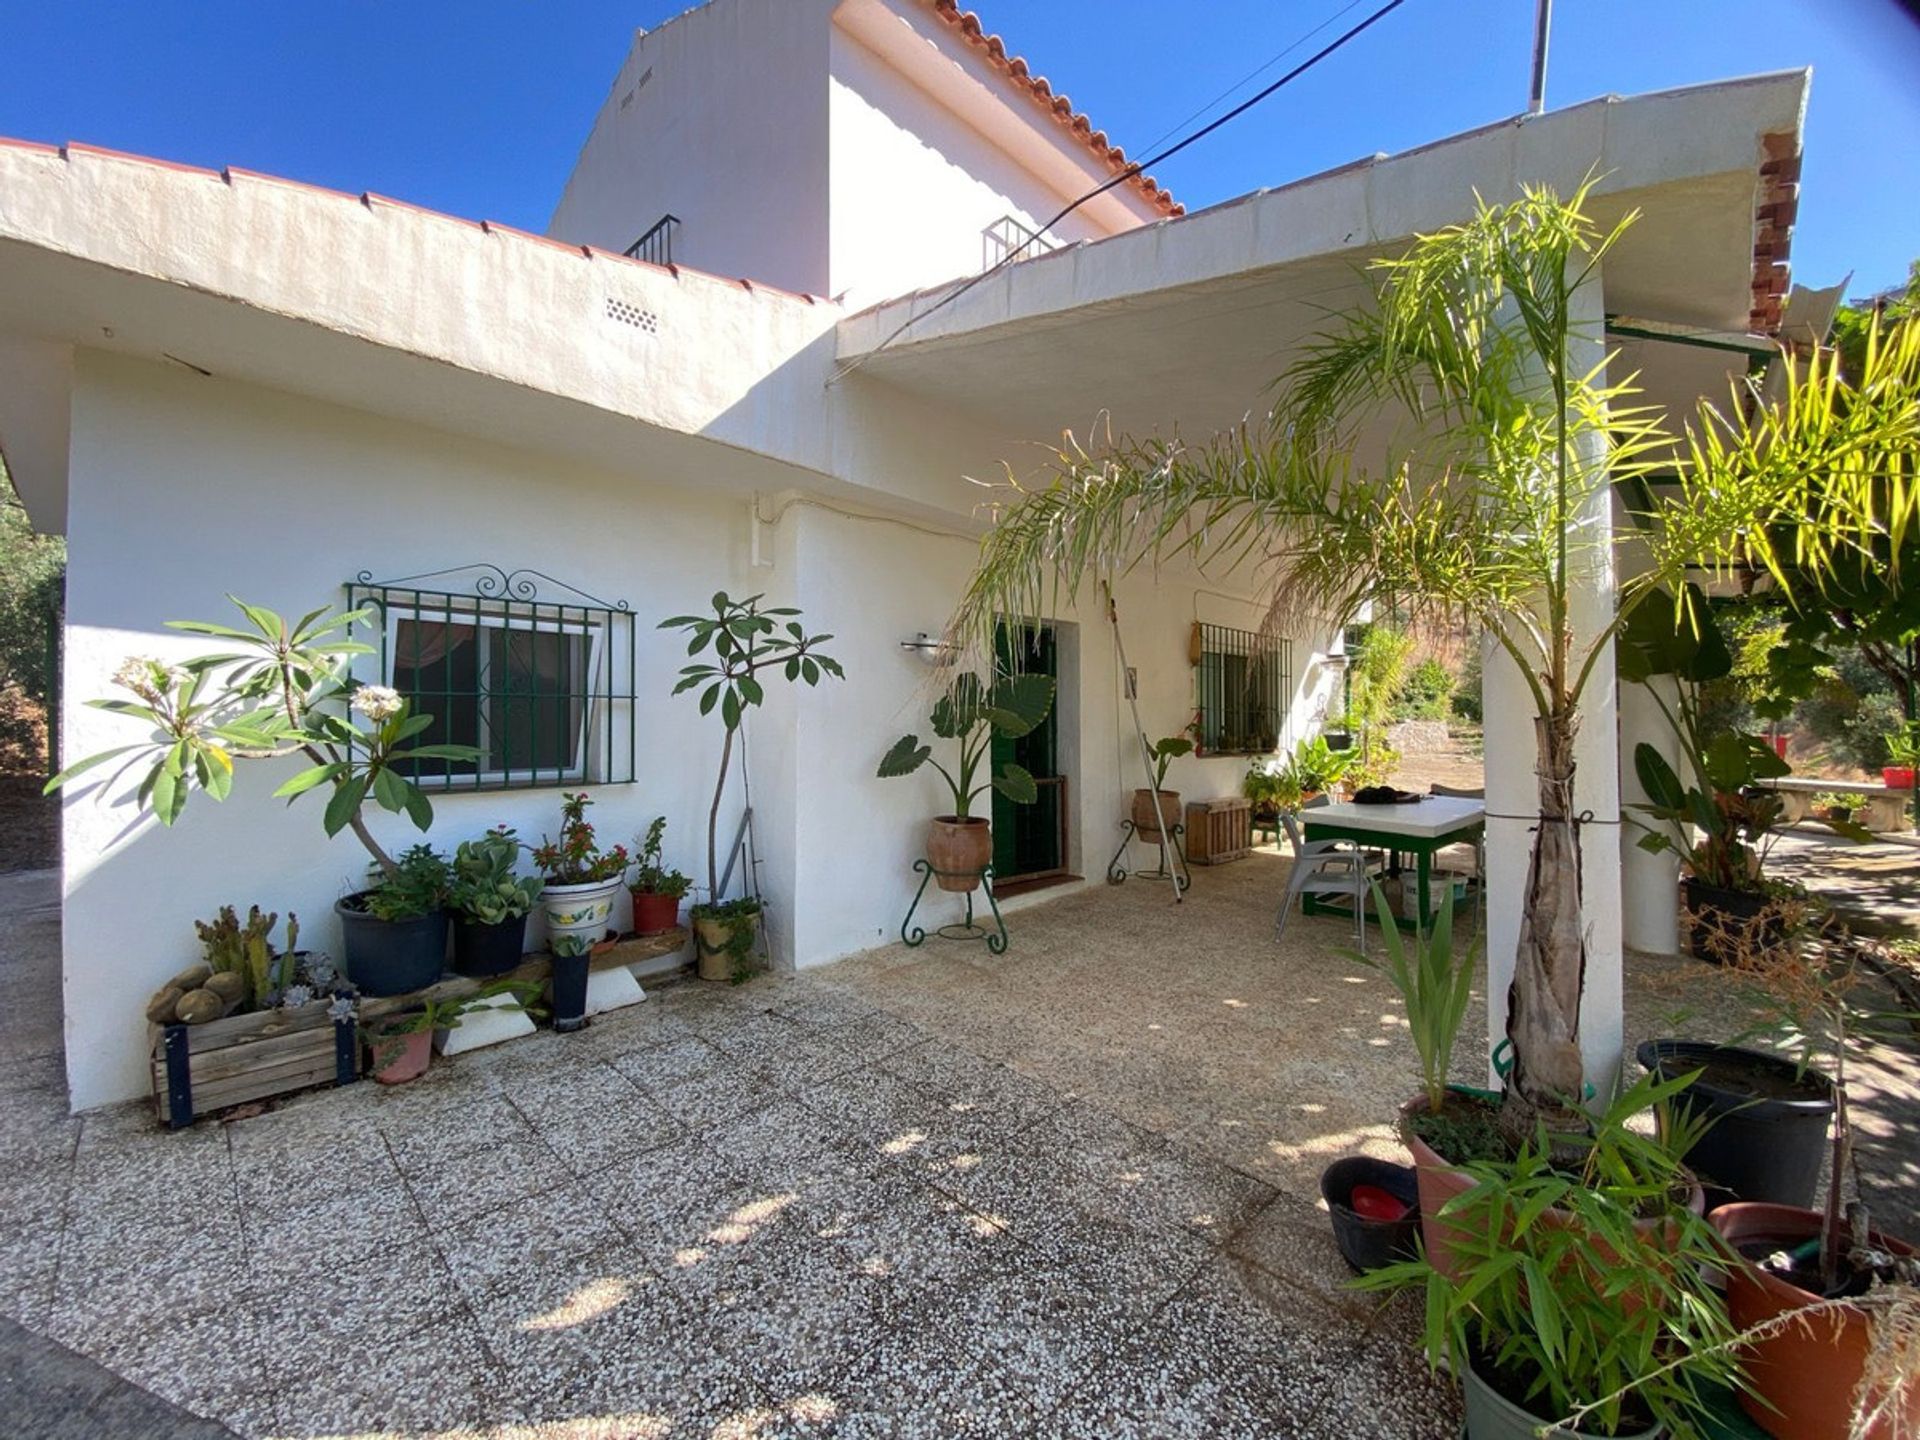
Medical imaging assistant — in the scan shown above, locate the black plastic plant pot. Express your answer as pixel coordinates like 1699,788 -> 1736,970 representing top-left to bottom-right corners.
1636,1040 -> 1835,1209
1319,1156 -> 1421,1274
335,896 -> 448,997
452,913 -> 530,978
1680,878 -> 1782,964
550,950 -> 590,1034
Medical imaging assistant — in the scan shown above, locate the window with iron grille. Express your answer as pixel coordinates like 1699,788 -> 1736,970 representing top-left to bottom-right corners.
347,566 -> 636,791
1192,621 -> 1289,756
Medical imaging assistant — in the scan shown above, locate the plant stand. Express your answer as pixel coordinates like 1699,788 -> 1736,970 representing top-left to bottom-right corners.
900,861 -> 1008,954
1106,820 -> 1191,892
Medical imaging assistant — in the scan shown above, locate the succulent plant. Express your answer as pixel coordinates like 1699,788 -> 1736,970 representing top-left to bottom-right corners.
450,828 -> 543,925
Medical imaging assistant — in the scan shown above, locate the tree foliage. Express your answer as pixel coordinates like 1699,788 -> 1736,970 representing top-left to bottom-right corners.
0,459 -> 65,766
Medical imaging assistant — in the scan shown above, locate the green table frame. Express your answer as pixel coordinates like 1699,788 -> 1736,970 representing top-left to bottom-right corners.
1301,812 -> 1483,931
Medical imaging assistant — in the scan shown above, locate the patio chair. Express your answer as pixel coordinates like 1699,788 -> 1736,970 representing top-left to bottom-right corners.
1276,801 -> 1383,947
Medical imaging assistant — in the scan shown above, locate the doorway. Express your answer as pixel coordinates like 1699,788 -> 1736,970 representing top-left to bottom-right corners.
992,623 -> 1070,886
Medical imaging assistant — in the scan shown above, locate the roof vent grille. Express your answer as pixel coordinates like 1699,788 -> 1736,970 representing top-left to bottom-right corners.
605,297 -> 660,334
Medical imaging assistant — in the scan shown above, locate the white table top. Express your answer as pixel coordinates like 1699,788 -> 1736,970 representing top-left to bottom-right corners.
1303,796 -> 1485,840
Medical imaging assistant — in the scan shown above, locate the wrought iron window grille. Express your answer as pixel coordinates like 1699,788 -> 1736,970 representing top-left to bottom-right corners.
347,564 -> 636,793
1193,621 -> 1290,757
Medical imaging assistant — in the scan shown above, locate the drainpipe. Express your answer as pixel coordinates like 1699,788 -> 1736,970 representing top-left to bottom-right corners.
1528,0 -> 1552,115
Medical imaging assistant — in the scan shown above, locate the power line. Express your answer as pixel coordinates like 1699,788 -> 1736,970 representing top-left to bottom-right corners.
1135,0 -> 1376,156
832,0 -> 1415,381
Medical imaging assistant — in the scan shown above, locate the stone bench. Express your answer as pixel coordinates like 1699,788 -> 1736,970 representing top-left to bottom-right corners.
1764,777 -> 1911,833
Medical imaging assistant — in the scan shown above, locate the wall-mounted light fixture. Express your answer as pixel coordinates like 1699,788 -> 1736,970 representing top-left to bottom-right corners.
899,632 -> 957,667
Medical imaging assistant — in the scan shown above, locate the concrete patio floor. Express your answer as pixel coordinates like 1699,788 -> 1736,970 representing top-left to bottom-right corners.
0,847 -> 1915,1438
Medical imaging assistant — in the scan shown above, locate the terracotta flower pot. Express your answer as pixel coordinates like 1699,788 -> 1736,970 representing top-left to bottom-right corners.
1711,1202 -> 1920,1440
927,816 -> 991,894
368,1027 -> 431,1085
630,890 -> 681,937
1399,1093 -> 1704,1284
1130,788 -> 1181,836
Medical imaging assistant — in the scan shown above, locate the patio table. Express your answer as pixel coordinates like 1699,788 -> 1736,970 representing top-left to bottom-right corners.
1301,796 -> 1485,930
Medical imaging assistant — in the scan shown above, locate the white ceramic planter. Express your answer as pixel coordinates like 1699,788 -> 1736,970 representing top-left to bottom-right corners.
541,878 -> 622,949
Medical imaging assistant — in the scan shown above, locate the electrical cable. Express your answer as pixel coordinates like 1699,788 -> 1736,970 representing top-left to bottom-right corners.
832,0 -> 1415,382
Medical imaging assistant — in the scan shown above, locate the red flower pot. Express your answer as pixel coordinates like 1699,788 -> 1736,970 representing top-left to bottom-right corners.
630,890 -> 681,936
1882,765 -> 1914,790
1768,733 -> 1790,759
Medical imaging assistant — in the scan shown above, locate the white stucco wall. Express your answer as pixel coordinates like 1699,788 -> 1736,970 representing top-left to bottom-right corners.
825,25 -> 1117,311
546,0 -> 835,297
58,353 -> 794,1109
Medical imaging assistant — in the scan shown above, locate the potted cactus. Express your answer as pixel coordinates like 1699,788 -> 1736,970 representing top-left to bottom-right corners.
448,828 -> 543,977
627,817 -> 692,937
531,794 -> 629,952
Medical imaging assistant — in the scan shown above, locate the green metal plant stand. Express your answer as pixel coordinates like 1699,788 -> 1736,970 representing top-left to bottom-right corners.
901,860 -> 1008,954
1106,820 -> 1191,892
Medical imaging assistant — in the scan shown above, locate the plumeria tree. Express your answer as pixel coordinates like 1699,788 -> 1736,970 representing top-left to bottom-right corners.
948,183 -> 1920,1137
48,598 -> 479,874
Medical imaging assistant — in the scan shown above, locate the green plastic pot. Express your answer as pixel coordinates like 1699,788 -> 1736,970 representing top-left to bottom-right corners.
1461,1361 -> 1659,1440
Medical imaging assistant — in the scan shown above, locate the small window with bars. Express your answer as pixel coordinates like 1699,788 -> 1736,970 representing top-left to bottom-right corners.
347,566 -> 636,791
1192,621 -> 1289,756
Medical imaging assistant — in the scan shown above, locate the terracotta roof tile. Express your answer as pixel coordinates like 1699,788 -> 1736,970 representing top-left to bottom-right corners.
1749,130 -> 1799,336
921,0 -> 1183,217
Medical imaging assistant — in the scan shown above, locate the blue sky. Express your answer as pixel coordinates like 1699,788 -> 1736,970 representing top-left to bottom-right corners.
2,0 -> 1916,296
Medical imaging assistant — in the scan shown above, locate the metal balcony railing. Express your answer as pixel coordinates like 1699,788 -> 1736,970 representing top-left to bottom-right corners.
624,214 -> 681,267
982,215 -> 1055,272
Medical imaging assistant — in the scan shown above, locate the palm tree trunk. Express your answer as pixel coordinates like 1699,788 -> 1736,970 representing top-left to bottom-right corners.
1503,708 -> 1589,1137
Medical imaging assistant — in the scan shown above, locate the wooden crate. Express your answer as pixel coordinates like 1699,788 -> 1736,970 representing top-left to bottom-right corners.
151,1001 -> 356,1128
151,926 -> 690,1129
1185,797 -> 1252,865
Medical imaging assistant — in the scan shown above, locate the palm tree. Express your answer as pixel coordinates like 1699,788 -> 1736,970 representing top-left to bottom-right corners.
947,182 -> 1920,1136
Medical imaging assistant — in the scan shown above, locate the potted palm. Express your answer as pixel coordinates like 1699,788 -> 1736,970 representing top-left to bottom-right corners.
627,816 -> 692,936
1129,734 -> 1193,837
531,793 -> 629,952
448,828 -> 543,977
659,592 -> 842,981
943,187 -> 1920,1148
877,669 -> 1054,893
1359,1075 -> 1746,1439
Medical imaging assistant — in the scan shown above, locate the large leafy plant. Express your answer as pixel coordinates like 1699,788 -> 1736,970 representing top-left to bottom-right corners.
47,598 -> 478,874
877,670 -> 1054,820
1622,587 -> 1859,891
660,592 -> 842,904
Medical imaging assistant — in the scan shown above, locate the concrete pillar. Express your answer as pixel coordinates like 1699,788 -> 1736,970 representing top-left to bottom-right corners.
1482,272 -> 1626,1099
1619,674 -> 1682,956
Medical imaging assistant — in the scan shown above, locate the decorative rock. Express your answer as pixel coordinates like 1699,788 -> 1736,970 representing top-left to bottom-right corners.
173,988 -> 224,1025
1386,719 -> 1452,755
204,972 -> 247,1012
167,962 -> 213,991
145,986 -> 185,1025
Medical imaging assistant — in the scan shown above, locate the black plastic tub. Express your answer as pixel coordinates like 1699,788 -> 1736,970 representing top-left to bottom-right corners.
452,914 -> 529,978
336,896 -> 448,997
550,949 -> 590,1033
1320,1156 -> 1421,1273
1636,1040 -> 1835,1209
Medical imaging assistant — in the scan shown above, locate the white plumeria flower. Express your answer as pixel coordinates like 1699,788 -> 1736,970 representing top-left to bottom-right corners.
350,685 -> 405,722
112,656 -> 171,705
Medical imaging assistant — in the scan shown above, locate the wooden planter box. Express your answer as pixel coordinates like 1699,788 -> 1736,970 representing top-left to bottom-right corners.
153,1001 -> 358,1129
1185,797 -> 1252,865
152,926 -> 690,1129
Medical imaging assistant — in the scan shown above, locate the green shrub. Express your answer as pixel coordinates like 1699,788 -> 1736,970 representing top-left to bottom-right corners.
1451,647 -> 1483,723
1392,656 -> 1455,721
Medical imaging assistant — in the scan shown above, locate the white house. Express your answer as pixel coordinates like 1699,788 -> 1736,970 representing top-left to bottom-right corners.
0,0 -> 1809,1111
